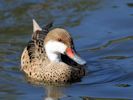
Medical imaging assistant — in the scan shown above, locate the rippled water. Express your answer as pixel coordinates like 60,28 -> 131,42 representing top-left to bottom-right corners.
0,0 -> 133,100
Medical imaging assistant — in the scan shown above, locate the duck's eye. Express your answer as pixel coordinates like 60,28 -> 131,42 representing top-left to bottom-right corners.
58,38 -> 62,42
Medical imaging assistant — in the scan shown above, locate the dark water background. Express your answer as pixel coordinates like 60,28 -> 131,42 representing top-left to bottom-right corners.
0,0 -> 133,100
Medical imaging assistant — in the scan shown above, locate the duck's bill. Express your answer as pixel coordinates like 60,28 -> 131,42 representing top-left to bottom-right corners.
66,48 -> 86,65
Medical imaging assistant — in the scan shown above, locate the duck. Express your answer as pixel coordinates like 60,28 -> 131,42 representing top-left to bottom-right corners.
21,19 -> 86,83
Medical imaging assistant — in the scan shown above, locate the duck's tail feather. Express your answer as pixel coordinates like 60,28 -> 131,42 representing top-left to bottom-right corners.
43,21 -> 53,31
27,22 -> 53,62
32,21 -> 53,41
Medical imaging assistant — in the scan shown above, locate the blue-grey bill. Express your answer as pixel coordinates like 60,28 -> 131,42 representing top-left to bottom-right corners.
73,54 -> 86,65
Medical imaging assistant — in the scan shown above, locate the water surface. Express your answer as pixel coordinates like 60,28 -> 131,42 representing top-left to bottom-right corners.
0,0 -> 133,100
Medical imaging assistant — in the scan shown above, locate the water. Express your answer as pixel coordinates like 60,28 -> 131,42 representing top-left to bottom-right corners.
0,0 -> 133,100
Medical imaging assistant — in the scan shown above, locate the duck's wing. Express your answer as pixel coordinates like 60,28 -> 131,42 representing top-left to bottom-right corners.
24,22 -> 53,63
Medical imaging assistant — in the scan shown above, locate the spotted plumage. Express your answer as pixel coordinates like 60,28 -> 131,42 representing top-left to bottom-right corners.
21,19 -> 86,83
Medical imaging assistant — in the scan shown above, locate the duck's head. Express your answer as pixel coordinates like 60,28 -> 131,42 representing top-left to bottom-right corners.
33,19 -> 86,65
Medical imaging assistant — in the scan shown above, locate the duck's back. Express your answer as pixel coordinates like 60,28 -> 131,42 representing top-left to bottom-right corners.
21,40 -> 49,77
21,22 -> 53,79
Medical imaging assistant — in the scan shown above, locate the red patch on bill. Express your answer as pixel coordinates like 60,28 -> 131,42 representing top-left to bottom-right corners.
66,48 -> 74,58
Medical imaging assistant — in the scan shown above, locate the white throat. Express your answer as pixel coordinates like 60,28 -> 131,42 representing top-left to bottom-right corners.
45,41 -> 67,62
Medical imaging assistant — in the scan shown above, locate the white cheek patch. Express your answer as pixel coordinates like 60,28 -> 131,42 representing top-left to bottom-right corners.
45,41 -> 67,54
45,41 -> 67,62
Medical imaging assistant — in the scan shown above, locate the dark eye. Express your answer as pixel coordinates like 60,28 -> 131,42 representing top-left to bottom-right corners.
58,38 -> 62,42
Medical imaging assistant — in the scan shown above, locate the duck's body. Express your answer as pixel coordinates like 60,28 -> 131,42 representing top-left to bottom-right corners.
21,20 -> 86,83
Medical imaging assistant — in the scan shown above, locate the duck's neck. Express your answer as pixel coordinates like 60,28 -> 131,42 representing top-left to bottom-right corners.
47,52 -> 61,62
45,41 -> 67,63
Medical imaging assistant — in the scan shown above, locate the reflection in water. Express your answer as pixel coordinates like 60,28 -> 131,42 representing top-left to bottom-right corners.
100,55 -> 132,60
0,83 -> 23,100
0,0 -> 101,34
44,86 -> 64,100
89,36 -> 133,51
127,3 -> 133,8
26,77 -> 66,100
26,77 -> 95,100
44,85 -> 94,100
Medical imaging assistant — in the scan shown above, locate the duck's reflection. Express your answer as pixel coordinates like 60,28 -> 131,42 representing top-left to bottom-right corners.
44,85 -> 95,100
44,85 -> 65,100
26,76 -> 66,100
26,77 -> 94,100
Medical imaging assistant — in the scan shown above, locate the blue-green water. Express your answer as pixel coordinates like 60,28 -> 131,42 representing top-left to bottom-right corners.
0,0 -> 133,100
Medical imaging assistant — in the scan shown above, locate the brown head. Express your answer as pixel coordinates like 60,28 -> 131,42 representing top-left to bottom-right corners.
44,28 -> 73,48
33,19 -> 86,65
